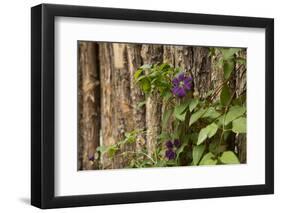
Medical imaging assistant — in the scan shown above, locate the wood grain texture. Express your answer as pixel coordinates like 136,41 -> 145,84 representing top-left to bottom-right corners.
78,42 -> 100,170
140,44 -> 163,157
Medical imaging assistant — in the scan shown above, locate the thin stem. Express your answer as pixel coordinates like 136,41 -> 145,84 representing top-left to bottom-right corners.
209,79 -> 229,102
125,150 -> 157,164
216,90 -> 236,154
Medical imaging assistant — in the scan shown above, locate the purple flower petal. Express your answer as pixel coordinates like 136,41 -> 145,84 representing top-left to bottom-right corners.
165,149 -> 176,160
172,87 -> 180,96
183,79 -> 192,90
172,74 -> 192,98
177,88 -> 186,97
172,77 -> 179,85
165,140 -> 173,149
178,73 -> 185,81
187,76 -> 193,82
170,151 -> 176,160
174,139 -> 181,148
165,149 -> 171,158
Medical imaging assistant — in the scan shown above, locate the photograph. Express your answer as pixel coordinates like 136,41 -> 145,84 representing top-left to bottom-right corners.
30,3 -> 274,209
78,41 -> 247,170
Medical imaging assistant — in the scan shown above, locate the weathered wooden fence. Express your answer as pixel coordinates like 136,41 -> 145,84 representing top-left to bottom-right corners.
78,41 -> 246,170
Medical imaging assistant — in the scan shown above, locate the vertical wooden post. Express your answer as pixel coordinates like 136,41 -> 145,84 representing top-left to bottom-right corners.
78,42 -> 100,170
127,44 -> 146,150
141,44 -> 163,157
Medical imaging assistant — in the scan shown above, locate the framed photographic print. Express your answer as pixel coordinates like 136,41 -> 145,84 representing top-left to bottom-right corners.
31,3 -> 274,209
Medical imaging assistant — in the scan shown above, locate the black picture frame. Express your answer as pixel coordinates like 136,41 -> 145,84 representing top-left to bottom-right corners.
31,3 -> 274,209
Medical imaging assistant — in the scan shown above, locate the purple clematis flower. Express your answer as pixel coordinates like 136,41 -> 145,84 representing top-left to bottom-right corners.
174,139 -> 181,148
89,156 -> 95,161
165,149 -> 176,160
165,140 -> 173,149
172,73 -> 192,98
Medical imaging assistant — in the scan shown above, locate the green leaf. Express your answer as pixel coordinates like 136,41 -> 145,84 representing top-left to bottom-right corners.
189,108 -> 207,126
219,151 -> 240,164
233,94 -> 246,105
223,60 -> 234,80
207,123 -> 218,138
221,48 -> 240,60
224,106 -> 246,125
96,145 -> 108,154
123,131 -> 137,144
193,144 -> 205,165
140,64 -> 152,69
220,47 -> 239,79
134,69 -> 143,80
190,133 -> 198,144
162,108 -> 173,127
159,63 -> 171,71
135,75 -> 147,83
181,134 -> 190,145
176,143 -> 188,160
174,111 -> 186,121
140,79 -> 151,93
175,100 -> 190,114
209,141 -> 227,154
202,107 -> 221,119
107,146 -> 118,158
174,101 -> 190,121
232,117 -> 246,133
174,67 -> 183,74
220,85 -> 231,106
199,152 -> 217,165
197,128 -> 209,145
162,91 -> 172,101
189,98 -> 199,112
197,123 -> 218,145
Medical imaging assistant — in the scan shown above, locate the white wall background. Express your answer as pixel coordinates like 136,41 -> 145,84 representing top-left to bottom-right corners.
0,0 -> 279,212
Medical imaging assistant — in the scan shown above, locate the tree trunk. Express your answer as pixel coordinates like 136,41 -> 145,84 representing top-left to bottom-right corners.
99,43 -> 115,169
78,42 -> 100,170
162,46 -> 176,134
141,44 -> 163,157
127,44 -> 146,150
111,43 -> 134,168
190,47 -> 213,97
99,43 -> 146,169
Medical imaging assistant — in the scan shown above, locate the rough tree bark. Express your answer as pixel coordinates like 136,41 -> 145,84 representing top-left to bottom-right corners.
99,43 -> 115,169
78,42 -> 100,170
99,43 -> 146,169
141,44 -> 163,157
111,43 -> 134,168
162,46 -> 176,133
190,47 -> 213,97
127,44 -> 146,150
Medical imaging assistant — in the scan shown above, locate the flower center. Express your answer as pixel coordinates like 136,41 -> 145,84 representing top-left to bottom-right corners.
179,81 -> 184,87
